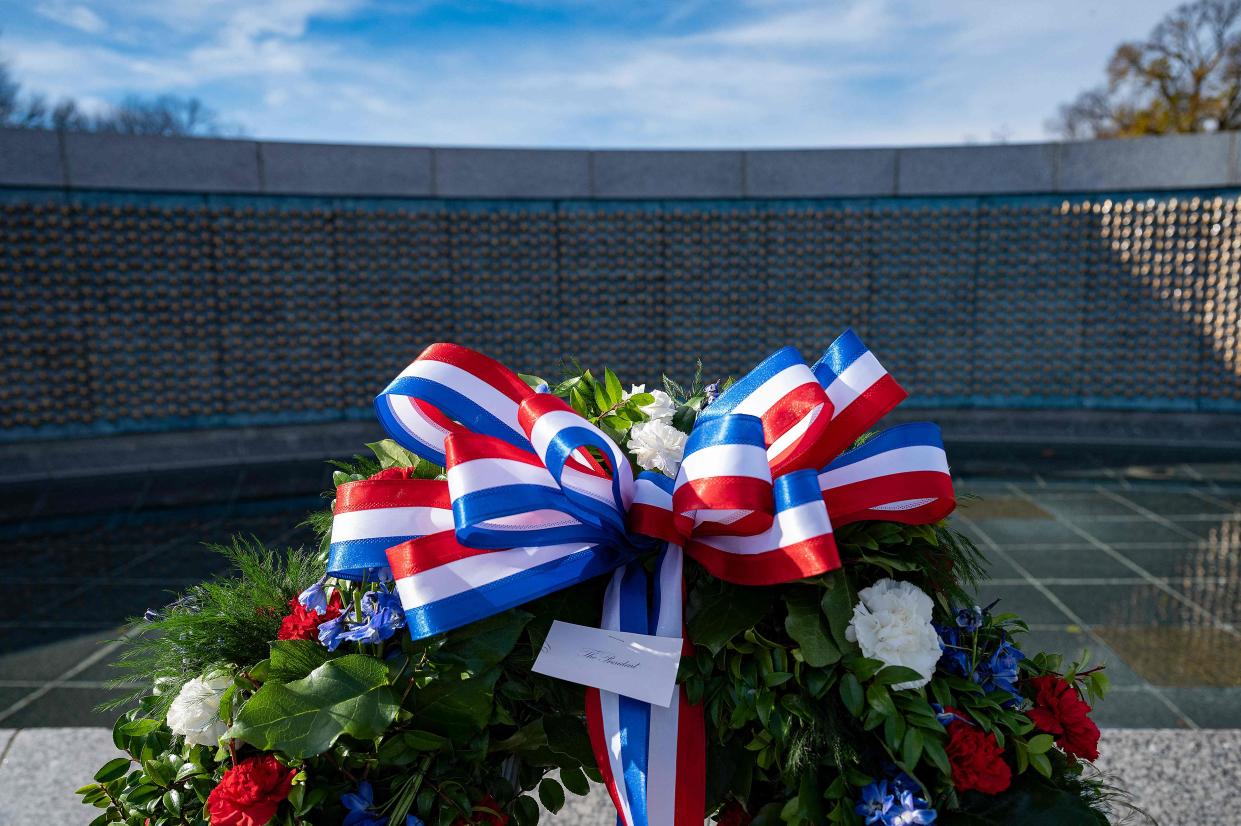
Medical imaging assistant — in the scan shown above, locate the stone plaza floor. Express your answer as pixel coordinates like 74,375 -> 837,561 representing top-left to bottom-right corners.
1,446 -> 1240,730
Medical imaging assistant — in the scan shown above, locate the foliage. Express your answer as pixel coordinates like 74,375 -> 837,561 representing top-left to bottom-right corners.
1053,0 -> 1241,138
109,538 -> 325,714
83,367 -> 1123,826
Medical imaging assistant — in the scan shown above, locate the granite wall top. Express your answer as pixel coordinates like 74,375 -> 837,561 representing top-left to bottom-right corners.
2,128 -> 1238,199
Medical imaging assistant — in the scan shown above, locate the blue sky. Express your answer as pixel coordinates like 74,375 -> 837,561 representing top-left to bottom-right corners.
0,0 -> 1179,148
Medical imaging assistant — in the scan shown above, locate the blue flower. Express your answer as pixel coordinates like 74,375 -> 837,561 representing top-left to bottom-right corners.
856,780 -> 894,825
534,382 -> 550,394
298,577 -> 330,614
704,381 -> 720,405
317,588 -> 406,651
342,781 -> 424,826
955,605 -> 984,632
935,625 -> 971,679
888,790 -> 937,825
980,638 -> 1024,706
317,613 -> 348,652
342,781 -> 375,826
339,590 -> 406,645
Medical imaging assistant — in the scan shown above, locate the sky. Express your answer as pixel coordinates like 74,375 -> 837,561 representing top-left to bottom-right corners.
0,0 -> 1182,148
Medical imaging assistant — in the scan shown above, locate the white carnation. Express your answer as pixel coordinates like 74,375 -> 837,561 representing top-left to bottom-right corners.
626,420 -> 688,476
845,578 -> 941,690
166,673 -> 232,747
625,384 -> 677,422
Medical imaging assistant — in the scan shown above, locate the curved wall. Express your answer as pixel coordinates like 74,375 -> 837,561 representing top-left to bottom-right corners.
1,129 -> 1240,441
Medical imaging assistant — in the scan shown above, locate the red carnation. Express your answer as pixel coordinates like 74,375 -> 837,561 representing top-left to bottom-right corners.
943,708 -> 1012,795
369,466 -> 419,481
277,591 -> 343,641
206,754 -> 295,826
1027,675 -> 1101,761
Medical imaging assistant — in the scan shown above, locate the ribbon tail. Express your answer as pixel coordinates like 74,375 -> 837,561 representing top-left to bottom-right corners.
812,328 -> 908,459
586,548 -> 705,826
645,546 -> 706,826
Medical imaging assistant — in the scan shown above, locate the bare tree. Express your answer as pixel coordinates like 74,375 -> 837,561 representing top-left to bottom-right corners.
1052,0 -> 1241,138
1,39 -> 240,137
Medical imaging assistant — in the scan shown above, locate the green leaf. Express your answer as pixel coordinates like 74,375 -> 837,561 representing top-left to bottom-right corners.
545,716 -> 596,767
686,578 -> 772,654
268,640 -> 338,682
409,668 -> 501,741
519,373 -> 548,389
874,666 -> 926,687
603,368 -> 624,407
901,728 -> 923,768
819,569 -> 857,652
671,404 -> 698,433
923,736 -> 951,776
512,795 -> 540,826
367,439 -> 418,468
796,772 -> 824,824
866,683 -> 897,717
491,719 -> 549,753
141,758 -> 173,787
94,758 -> 131,784
126,783 -> 162,805
1029,751 -> 1053,778
80,787 -> 109,808
883,712 -> 907,753
592,379 -> 611,413
437,610 -> 532,673
408,729 -> 451,750
849,657 -> 887,683
839,673 -> 865,717
1026,733 -> 1055,755
120,719 -> 161,737
161,788 -> 182,815
785,589 -> 841,668
227,654 -> 399,758
569,383 -> 591,417
538,778 -> 565,814
559,766 -> 590,796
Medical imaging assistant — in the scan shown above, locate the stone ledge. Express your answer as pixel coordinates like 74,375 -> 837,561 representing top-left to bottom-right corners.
259,141 -> 433,196
4,129 -> 1238,198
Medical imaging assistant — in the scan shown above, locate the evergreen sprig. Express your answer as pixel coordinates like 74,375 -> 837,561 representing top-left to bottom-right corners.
109,538 -> 324,713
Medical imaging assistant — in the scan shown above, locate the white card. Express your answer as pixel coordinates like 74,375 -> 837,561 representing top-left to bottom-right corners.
531,620 -> 684,707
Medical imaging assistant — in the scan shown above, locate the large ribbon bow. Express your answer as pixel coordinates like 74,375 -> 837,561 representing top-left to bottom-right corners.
327,330 -> 955,826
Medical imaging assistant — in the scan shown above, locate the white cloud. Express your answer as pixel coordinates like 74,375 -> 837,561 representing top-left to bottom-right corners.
34,2 -> 107,34
1,0 -> 1187,147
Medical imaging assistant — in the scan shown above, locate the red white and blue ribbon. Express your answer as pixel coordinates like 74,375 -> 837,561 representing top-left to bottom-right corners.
326,328 -> 955,826
586,547 -> 704,826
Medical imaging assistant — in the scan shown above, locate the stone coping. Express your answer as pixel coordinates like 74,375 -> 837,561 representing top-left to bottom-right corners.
0,727 -> 1234,825
3,128 -> 1239,198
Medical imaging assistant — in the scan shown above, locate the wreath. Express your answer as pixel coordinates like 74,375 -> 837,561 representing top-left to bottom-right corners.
80,332 -> 1131,826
